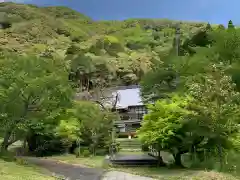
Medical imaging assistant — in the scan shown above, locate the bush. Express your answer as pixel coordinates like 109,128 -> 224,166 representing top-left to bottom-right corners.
142,144 -> 149,152
115,142 -> 121,152
74,146 -> 89,157
96,148 -> 108,156
82,149 -> 90,157
74,147 -> 80,157
0,150 -> 16,161
108,142 -> 120,153
16,158 -> 28,165
27,134 -> 66,157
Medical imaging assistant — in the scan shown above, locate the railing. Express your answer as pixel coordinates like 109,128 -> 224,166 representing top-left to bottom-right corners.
115,119 -> 141,124
148,145 -> 159,157
118,127 -> 138,134
127,127 -> 138,133
119,113 -> 145,121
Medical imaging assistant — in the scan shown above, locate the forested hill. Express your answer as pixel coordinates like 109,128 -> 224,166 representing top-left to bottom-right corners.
0,2 -> 211,86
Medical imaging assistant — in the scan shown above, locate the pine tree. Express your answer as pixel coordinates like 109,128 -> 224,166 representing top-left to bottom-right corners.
206,22 -> 212,31
228,20 -> 235,29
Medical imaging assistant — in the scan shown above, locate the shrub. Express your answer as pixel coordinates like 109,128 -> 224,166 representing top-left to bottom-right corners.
82,149 -> 90,157
142,144 -> 149,152
96,148 -> 108,156
74,146 -> 89,157
74,147 -> 80,157
27,134 -> 66,157
115,142 -> 121,152
16,158 -> 28,165
0,150 -> 16,161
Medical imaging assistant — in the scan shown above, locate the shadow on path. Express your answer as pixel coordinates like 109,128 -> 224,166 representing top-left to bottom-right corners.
23,157 -> 104,180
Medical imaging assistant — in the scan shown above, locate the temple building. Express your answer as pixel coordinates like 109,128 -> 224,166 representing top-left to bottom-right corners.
113,85 -> 147,139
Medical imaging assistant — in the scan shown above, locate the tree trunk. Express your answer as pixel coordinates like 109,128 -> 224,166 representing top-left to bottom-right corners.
155,144 -> 165,167
1,130 -> 12,152
23,138 -> 27,149
218,144 -> 223,171
27,133 -> 37,152
157,149 -> 165,166
174,152 -> 184,168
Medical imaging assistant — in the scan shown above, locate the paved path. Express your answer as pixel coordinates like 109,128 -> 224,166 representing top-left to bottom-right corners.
23,157 -> 104,180
23,157 -> 156,180
102,171 -> 156,180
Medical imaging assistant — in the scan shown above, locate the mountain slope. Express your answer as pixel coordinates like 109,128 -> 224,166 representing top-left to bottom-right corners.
0,2 -> 208,85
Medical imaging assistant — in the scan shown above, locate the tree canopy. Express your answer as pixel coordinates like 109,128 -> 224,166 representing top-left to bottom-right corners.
138,20 -> 240,170
0,2 -> 207,86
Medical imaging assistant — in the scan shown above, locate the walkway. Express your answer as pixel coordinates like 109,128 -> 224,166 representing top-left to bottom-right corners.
23,157 -> 156,180
102,171 -> 156,180
23,157 -> 104,180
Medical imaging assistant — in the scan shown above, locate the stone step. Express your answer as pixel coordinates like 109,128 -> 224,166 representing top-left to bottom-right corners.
117,138 -> 142,150
110,154 -> 158,167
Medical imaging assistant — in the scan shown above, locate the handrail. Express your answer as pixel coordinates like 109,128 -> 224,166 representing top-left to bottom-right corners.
149,145 -> 159,157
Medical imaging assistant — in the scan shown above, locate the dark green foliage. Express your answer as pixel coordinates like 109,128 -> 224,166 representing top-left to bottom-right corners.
0,22 -> 11,29
228,20 -> 235,29
82,149 -> 91,157
73,147 -> 89,157
27,133 -> 66,157
141,144 -> 149,152
95,148 -> 108,156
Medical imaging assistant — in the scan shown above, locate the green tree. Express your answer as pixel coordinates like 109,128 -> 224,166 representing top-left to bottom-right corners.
228,20 -> 235,29
0,54 -> 72,151
187,64 -> 240,169
73,101 -> 117,155
55,116 -> 81,153
137,95 -> 195,167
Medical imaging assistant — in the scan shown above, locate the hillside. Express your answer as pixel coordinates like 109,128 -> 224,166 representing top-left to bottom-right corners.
0,2 -> 208,86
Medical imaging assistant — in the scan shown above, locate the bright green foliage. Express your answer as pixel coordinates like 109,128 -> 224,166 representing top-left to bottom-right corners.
71,101 -> 117,155
139,65 -> 240,166
211,29 -> 240,64
137,95 -> 196,166
187,64 -> 240,148
141,23 -> 240,102
0,54 -> 72,150
138,95 -> 193,146
0,2 -> 207,85
55,118 -> 81,143
139,22 -> 240,169
55,115 -> 81,151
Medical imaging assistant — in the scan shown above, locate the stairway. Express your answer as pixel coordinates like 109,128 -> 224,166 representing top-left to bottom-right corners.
116,138 -> 141,151
110,154 -> 158,166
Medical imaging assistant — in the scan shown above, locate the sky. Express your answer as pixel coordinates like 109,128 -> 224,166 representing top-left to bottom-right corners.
2,0 -> 240,25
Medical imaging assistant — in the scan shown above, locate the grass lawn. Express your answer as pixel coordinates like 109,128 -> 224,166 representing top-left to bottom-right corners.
0,159 -> 57,180
113,166 -> 239,180
45,154 -> 239,180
